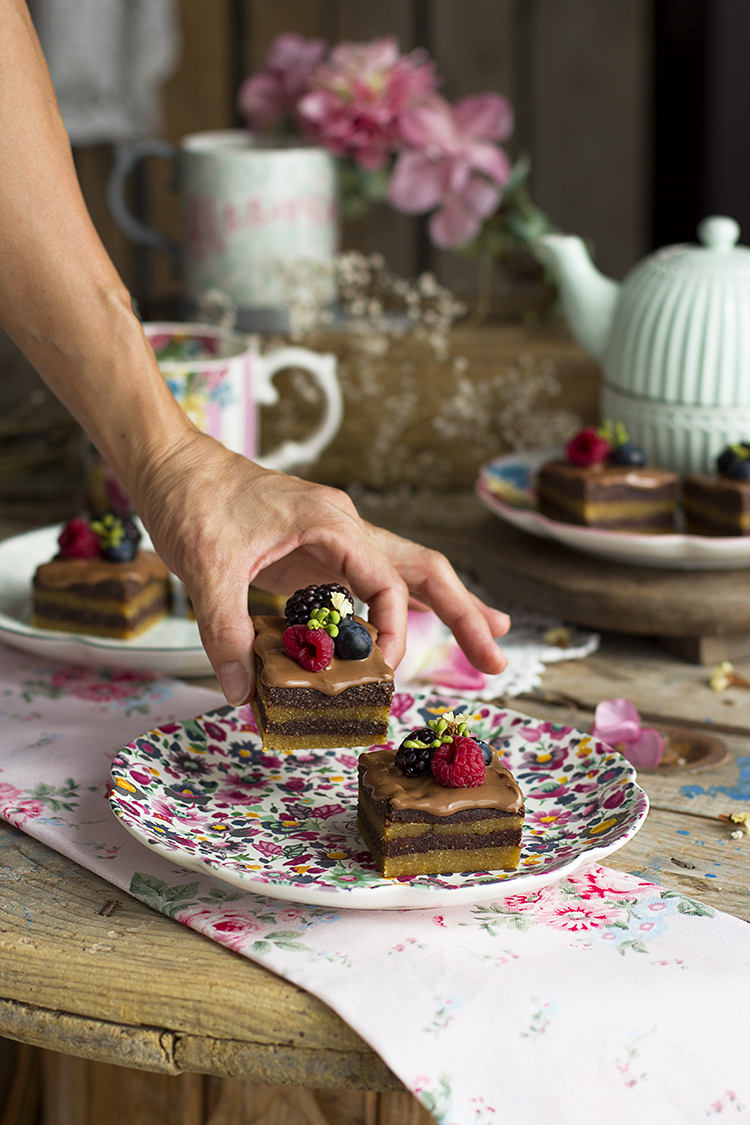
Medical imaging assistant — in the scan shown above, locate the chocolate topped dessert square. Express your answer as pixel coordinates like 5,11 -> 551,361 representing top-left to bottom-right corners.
683,443 -> 750,536
32,514 -> 171,639
358,713 -> 525,877
251,583 -> 394,752
536,425 -> 678,532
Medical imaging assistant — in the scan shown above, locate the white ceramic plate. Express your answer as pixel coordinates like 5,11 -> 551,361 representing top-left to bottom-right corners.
0,525 -> 211,676
109,692 -> 649,910
477,450 -> 750,570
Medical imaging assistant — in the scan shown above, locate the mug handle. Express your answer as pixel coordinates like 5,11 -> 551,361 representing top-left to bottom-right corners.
107,141 -> 180,262
253,347 -> 343,472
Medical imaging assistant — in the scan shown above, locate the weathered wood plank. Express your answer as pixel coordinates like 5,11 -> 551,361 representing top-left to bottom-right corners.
606,806 -> 750,923
536,634 -> 750,736
0,825 -> 400,1089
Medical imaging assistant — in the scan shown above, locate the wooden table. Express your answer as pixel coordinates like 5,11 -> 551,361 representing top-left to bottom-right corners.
2,499 -> 750,1124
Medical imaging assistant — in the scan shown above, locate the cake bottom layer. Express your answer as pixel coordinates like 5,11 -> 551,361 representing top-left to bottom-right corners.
252,688 -> 392,752
32,593 -> 170,639
358,812 -> 522,877
683,490 -> 750,536
538,492 -> 676,532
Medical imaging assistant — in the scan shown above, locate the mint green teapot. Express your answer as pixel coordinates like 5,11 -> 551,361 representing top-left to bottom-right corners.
538,216 -> 750,474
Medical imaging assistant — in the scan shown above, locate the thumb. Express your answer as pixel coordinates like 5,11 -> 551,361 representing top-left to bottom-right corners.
189,572 -> 256,706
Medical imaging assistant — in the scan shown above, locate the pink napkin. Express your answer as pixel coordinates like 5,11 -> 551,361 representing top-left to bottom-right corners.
0,643 -> 748,1125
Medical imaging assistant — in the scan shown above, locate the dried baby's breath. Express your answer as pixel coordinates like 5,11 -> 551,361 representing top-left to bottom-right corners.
258,253 -> 580,489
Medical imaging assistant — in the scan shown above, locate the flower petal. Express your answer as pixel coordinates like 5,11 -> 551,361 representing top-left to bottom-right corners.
619,728 -> 664,770
453,93 -> 514,141
429,195 -> 484,248
590,698 -> 642,744
388,152 -> 447,213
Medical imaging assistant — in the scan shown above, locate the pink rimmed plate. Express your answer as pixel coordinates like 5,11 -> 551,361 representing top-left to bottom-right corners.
477,450 -> 750,570
109,692 -> 648,910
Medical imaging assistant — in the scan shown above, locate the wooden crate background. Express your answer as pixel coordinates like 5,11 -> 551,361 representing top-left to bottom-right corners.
75,0 -> 654,316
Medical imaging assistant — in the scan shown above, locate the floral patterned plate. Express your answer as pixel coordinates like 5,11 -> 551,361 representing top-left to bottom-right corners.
477,450 -> 750,570
109,692 -> 649,909
0,526 -> 211,676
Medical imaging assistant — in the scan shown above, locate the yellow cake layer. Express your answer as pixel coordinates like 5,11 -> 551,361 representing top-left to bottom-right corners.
32,585 -> 164,617
31,607 -> 166,639
250,699 -> 388,751
382,814 -> 524,839
255,703 -> 392,725
358,815 -> 520,877
541,486 -> 675,522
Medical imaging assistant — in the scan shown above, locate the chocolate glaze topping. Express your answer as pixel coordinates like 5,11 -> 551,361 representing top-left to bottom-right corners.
544,459 -> 677,489
360,746 -> 524,817
34,550 -> 168,589
253,615 -> 394,697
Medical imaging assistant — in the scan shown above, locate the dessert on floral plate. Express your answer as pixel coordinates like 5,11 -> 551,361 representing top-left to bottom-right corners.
109,693 -> 649,909
251,583 -> 394,752
358,711 -> 525,877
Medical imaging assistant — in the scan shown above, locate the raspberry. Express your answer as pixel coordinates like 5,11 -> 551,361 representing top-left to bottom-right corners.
431,736 -> 487,788
57,518 -> 101,560
283,624 -> 335,671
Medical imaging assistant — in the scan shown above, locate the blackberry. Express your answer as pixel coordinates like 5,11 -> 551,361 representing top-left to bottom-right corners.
285,583 -> 354,626
394,726 -> 442,777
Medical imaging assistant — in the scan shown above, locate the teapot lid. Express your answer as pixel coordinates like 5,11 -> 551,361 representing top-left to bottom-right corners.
651,215 -> 750,276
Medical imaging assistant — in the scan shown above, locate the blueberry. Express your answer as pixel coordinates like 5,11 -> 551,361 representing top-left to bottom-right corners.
609,441 -> 647,467
718,443 -> 750,478
102,518 -> 140,562
475,739 -> 494,765
723,458 -> 750,481
333,618 -> 373,660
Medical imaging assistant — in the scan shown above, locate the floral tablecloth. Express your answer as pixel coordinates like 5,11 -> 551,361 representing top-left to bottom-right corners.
1,643 -> 749,1124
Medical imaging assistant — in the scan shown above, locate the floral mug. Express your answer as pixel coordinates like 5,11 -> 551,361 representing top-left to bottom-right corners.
145,322 -> 342,471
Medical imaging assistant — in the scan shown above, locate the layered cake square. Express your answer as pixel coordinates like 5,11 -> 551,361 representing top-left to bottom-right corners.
537,426 -> 679,532
683,443 -> 750,536
358,713 -> 525,877
251,584 -> 394,752
32,515 -> 170,639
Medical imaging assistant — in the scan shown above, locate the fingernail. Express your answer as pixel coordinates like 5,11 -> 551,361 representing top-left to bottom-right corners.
218,662 -> 249,706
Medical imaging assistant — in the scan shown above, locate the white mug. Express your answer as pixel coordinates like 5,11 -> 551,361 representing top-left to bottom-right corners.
109,130 -> 338,330
145,322 -> 342,471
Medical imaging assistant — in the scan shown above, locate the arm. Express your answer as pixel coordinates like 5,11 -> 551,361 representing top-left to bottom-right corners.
0,0 -> 510,703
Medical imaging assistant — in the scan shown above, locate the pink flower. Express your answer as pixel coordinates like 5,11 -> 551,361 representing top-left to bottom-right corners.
299,37 -> 437,170
590,698 -> 663,770
237,34 -> 327,131
388,93 -> 513,248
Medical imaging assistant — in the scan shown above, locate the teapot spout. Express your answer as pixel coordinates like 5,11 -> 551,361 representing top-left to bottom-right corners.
536,234 -> 620,362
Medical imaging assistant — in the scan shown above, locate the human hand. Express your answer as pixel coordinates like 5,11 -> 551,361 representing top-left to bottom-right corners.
132,431 -> 509,705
